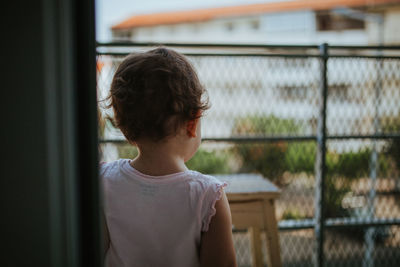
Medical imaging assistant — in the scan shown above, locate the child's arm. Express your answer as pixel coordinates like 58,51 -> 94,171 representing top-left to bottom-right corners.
199,190 -> 237,267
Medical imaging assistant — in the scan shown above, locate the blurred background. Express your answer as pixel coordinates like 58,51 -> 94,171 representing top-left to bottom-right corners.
96,0 -> 400,266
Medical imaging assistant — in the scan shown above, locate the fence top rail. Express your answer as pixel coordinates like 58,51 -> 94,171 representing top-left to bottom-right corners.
97,41 -> 320,49
330,45 -> 400,50
96,41 -> 400,50
97,51 -> 400,59
97,42 -> 400,58
97,52 -> 322,58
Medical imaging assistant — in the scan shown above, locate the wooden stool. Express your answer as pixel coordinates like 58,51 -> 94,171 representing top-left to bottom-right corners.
216,174 -> 281,267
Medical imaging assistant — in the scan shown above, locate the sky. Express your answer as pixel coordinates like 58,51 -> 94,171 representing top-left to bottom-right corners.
95,0 -> 282,41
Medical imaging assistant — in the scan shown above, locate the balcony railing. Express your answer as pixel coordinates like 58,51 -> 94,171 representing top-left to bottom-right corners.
97,42 -> 400,267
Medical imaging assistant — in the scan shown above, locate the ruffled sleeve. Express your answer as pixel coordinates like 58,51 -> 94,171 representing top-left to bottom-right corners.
201,180 -> 228,232
99,161 -> 108,177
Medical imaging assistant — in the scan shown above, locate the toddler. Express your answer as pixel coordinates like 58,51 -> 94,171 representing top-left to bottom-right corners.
101,47 -> 237,267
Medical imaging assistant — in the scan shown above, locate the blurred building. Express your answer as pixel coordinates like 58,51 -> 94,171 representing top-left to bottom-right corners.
111,0 -> 400,45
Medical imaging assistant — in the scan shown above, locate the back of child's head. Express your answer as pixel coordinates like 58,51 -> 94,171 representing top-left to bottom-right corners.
107,47 -> 209,143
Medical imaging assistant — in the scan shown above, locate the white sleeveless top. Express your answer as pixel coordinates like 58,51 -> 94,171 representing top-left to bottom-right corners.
101,159 -> 226,267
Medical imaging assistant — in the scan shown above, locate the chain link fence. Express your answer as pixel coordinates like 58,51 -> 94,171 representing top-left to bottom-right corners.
97,43 -> 400,267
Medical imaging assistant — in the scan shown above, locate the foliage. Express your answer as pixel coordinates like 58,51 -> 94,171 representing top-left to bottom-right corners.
382,114 -> 400,171
233,143 -> 287,183
285,142 -> 388,179
117,144 -> 138,159
326,149 -> 370,179
186,149 -> 231,174
282,208 -> 309,220
323,175 -> 352,218
116,144 -> 231,174
285,141 -> 316,174
232,115 -> 302,183
233,114 -> 303,136
232,115 -> 379,181
388,139 -> 400,170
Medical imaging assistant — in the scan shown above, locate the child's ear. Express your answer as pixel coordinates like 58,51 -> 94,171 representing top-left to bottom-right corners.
186,118 -> 199,138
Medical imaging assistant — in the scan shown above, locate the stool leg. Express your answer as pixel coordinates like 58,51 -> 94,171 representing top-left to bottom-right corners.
263,200 -> 282,267
249,227 -> 263,267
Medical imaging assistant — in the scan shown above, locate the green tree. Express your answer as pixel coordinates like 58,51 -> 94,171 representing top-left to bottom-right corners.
232,115 -> 302,184
186,149 -> 231,174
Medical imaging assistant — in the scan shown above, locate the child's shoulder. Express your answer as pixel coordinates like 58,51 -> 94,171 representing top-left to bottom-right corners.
99,159 -> 121,179
187,171 -> 226,191
192,171 -> 221,183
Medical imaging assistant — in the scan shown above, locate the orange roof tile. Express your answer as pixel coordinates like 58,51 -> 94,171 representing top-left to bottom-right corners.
112,0 -> 399,30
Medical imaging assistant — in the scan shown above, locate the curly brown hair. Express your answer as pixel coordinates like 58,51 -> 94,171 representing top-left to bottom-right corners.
106,47 -> 209,142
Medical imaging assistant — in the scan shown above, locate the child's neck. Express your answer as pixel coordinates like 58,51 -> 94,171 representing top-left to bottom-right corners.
130,143 -> 188,176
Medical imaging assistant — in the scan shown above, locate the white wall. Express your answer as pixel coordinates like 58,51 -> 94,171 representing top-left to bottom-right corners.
114,10 -> 376,45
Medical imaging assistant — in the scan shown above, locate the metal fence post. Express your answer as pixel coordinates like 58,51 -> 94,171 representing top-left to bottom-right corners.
314,43 -> 328,267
